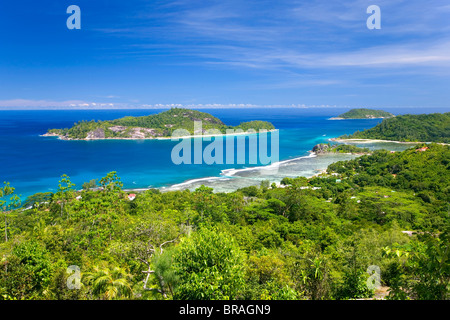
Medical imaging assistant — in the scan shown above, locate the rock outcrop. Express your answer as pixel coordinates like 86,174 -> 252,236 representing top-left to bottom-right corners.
86,128 -> 105,140
312,144 -> 330,154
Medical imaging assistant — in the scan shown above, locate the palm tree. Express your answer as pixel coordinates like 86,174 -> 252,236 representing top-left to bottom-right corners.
309,257 -> 324,280
85,266 -> 132,300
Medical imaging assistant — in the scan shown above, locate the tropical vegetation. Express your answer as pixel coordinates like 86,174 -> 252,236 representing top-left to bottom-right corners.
0,144 -> 448,300
334,108 -> 394,119
46,108 -> 275,140
341,112 -> 450,143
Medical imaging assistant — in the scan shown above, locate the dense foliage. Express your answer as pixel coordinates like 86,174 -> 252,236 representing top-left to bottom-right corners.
335,108 -> 394,119
0,144 -> 448,300
341,112 -> 450,143
312,143 -> 370,154
47,108 -> 275,139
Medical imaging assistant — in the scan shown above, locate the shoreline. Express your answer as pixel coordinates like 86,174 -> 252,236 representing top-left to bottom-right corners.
37,135 -> 443,197
329,138 -> 449,146
122,137 -> 427,194
329,137 -> 417,144
120,153 -> 320,194
100,139 -> 386,195
121,151 -> 356,194
328,117 -> 391,120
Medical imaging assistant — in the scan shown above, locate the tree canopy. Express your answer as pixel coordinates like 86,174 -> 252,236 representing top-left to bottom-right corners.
0,144 -> 448,300
341,112 -> 450,143
334,108 -> 394,119
46,108 -> 275,140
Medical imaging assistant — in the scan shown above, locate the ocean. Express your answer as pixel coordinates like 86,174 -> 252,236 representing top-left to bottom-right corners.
0,107 -> 439,200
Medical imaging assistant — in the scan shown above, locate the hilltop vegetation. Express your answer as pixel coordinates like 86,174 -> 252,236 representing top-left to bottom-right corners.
341,112 -> 450,143
45,108 -> 275,140
333,108 -> 394,119
1,144 -> 448,300
312,143 -> 370,155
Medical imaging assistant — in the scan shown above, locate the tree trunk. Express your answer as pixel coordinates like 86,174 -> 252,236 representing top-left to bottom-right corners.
4,213 -> 7,242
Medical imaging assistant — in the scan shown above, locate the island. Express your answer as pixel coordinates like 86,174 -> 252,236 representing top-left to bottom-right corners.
329,108 -> 395,120
42,108 -> 275,140
335,112 -> 450,144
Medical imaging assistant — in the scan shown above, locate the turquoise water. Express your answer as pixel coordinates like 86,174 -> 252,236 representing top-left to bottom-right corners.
0,108 -> 425,199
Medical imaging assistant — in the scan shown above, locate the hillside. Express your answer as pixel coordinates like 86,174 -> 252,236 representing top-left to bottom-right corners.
331,108 -> 394,119
44,108 -> 275,140
340,112 -> 450,143
1,144 -> 448,300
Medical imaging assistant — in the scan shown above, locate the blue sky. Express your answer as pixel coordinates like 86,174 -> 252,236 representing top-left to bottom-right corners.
0,0 -> 449,109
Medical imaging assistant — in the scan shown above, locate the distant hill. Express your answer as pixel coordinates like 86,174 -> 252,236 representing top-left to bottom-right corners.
44,108 -> 275,140
340,112 -> 450,143
331,108 -> 395,119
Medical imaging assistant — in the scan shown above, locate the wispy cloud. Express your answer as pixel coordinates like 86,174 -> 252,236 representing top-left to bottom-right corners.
191,40 -> 450,74
0,99 -> 119,109
0,100 -> 347,110
3,0 -> 450,108
94,0 -> 450,74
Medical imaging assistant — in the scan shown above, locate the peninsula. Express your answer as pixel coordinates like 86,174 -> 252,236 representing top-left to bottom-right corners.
336,112 -> 450,144
329,108 -> 395,120
43,108 -> 275,140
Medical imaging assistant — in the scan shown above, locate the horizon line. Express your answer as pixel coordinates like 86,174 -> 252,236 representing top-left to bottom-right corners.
0,105 -> 449,111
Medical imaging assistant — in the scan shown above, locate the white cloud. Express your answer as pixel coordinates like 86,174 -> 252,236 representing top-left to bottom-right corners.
0,99 -> 88,108
94,0 -> 450,80
290,41 -> 450,68
0,99 -> 128,109
196,38 -> 450,72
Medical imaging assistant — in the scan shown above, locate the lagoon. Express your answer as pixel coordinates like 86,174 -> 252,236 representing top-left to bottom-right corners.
0,107 -> 432,199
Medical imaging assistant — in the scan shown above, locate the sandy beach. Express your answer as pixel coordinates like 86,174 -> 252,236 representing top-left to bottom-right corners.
329,138 -> 449,146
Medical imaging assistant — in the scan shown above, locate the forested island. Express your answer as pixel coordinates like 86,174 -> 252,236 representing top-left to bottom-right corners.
330,108 -> 395,120
43,108 -> 275,140
338,112 -> 450,143
1,142 -> 448,300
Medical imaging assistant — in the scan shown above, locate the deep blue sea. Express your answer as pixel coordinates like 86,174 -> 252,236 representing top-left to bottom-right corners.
0,107 -> 443,200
